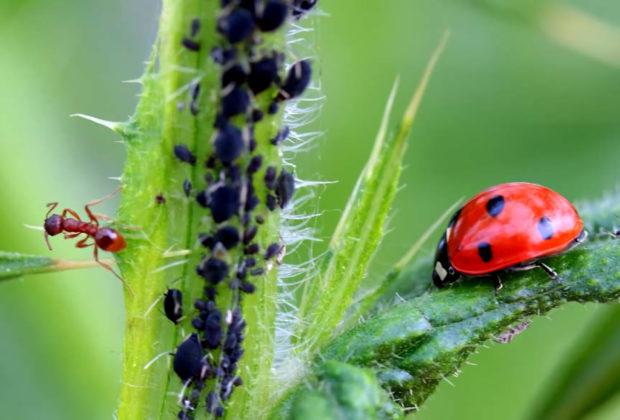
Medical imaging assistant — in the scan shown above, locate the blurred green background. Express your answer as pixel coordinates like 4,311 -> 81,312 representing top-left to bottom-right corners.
1,0 -> 619,419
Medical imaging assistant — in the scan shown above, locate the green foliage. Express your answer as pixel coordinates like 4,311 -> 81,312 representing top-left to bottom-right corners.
274,193 -> 620,416
272,361 -> 403,420
532,305 -> 620,420
0,251 -> 101,280
294,34 -> 449,356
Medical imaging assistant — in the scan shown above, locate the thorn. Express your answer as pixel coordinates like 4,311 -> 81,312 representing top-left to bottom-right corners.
71,113 -> 125,135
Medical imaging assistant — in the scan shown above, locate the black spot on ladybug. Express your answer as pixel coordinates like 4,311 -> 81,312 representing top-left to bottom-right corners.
538,216 -> 554,240
486,195 -> 505,218
478,242 -> 493,263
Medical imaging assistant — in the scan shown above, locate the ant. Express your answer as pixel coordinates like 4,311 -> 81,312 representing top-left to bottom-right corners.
43,190 -> 127,284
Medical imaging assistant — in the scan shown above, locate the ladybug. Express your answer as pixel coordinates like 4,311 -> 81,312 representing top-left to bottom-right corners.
432,182 -> 586,289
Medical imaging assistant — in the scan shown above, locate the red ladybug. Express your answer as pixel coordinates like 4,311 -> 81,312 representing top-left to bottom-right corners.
432,182 -> 586,289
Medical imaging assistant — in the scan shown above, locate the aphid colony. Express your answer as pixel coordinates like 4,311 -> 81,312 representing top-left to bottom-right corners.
168,1 -> 317,418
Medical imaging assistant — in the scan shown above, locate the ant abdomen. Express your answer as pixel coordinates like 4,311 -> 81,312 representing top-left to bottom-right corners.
95,227 -> 126,252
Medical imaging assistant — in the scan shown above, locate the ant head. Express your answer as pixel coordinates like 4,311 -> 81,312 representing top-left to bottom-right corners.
44,214 -> 63,236
95,227 -> 126,253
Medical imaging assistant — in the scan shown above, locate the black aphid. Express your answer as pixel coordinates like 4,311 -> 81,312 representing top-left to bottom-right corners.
264,243 -> 281,260
277,60 -> 312,101
155,194 -> 166,205
248,56 -> 280,94
183,179 -> 192,197
250,268 -> 265,276
190,81 -> 201,116
244,243 -> 260,255
239,281 -> 255,294
197,257 -> 230,284
221,86 -> 250,118
190,18 -> 201,37
255,215 -> 265,224
182,38 -> 201,52
292,0 -> 318,18
276,170 -> 295,208
266,194 -> 277,211
210,47 -> 236,65
256,0 -> 289,32
267,102 -> 279,115
247,156 -> 263,174
164,289 -> 183,324
174,144 -> 196,165
264,166 -> 277,190
173,334 -> 204,381
242,226 -> 258,245
213,226 -> 240,249
208,185 -> 241,223
251,109 -> 264,122
217,9 -> 255,44
222,64 -> 247,88
214,124 -> 245,164
271,126 -> 289,145
203,310 -> 223,349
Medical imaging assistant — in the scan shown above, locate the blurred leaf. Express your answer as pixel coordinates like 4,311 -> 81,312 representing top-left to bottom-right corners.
271,360 -> 403,420
531,305 -> 620,420
294,32 -> 449,355
0,251 -> 100,280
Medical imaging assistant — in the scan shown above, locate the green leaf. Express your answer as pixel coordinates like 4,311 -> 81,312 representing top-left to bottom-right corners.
320,238 -> 620,409
0,251 -> 102,280
531,305 -> 620,420
269,192 -> 620,414
271,360 -> 404,420
294,32 -> 450,356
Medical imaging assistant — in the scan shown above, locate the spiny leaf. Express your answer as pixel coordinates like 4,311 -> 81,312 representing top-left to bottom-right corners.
531,305 -> 620,420
0,251 -> 103,280
294,32 -> 449,356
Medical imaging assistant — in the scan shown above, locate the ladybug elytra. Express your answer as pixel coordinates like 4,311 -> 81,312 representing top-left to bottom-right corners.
432,182 -> 586,289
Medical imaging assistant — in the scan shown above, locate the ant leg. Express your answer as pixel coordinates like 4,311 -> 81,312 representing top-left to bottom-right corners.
62,208 -> 83,221
93,246 -> 134,296
64,232 -> 83,240
84,188 -> 121,224
537,262 -> 558,280
45,202 -> 59,219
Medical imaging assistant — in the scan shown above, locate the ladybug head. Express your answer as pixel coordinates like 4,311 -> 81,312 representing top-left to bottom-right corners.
432,232 -> 459,288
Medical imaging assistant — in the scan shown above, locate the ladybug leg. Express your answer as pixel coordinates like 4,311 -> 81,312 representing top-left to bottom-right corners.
537,262 -> 558,280
494,275 -> 503,293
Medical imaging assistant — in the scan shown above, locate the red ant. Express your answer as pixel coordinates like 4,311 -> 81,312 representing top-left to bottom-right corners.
43,191 -> 127,284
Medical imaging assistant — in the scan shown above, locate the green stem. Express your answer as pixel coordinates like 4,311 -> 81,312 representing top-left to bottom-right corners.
115,1 -> 286,418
